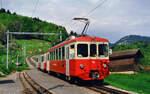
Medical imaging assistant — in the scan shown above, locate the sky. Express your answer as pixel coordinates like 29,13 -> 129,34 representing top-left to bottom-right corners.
2,0 -> 150,43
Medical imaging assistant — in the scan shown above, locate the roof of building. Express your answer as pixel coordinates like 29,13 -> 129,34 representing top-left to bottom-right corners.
110,49 -> 143,60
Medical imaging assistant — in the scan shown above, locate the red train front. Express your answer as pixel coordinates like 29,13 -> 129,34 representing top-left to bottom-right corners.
36,35 -> 111,81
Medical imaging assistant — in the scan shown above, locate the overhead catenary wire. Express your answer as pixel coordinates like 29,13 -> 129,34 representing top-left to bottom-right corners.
84,0 -> 108,17
31,0 -> 39,17
67,0 -> 108,34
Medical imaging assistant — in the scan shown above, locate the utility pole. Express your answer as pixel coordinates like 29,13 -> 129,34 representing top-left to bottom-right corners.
6,30 -> 9,69
17,55 -> 18,63
24,41 -> 26,63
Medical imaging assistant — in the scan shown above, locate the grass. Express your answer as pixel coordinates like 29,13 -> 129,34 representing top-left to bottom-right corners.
109,42 -> 150,94
16,39 -> 51,55
104,73 -> 150,94
0,39 -> 51,77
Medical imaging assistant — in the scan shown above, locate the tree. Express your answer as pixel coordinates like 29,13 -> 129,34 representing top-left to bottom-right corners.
13,12 -> 16,15
6,10 -> 11,14
0,8 -> 6,13
0,23 -> 7,45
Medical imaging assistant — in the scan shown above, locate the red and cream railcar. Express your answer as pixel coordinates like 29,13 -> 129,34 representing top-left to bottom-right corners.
37,36 -> 111,81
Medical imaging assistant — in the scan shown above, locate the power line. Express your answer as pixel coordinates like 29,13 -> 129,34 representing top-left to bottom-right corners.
32,0 -> 39,17
84,0 -> 108,17
67,0 -> 107,31
69,0 -> 108,34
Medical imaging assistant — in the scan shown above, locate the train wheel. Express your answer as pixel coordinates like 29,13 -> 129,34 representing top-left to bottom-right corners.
69,77 -> 77,84
95,79 -> 104,85
66,76 -> 71,81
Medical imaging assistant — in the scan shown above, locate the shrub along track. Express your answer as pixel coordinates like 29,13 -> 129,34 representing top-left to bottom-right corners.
19,72 -> 52,94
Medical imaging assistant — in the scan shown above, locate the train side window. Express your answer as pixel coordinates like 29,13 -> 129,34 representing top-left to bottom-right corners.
70,44 -> 75,59
53,50 -> 55,61
49,52 -> 51,60
52,51 -> 54,60
77,44 -> 88,57
41,56 -> 44,62
47,53 -> 50,61
51,52 -> 53,61
57,48 -> 59,60
59,48 -> 62,60
53,51 -> 55,61
70,45 -> 74,49
49,52 -> 50,60
50,52 -> 51,61
36,58 -> 38,62
56,49 -> 58,60
54,50 -> 56,61
62,46 -> 65,59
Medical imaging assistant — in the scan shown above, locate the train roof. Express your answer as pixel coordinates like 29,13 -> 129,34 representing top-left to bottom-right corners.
46,36 -> 108,52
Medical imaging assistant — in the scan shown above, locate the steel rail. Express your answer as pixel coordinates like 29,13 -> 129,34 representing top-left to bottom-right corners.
86,85 -> 130,94
19,72 -> 52,94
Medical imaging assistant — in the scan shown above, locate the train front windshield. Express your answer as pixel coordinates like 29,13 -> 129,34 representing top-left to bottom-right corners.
77,43 -> 108,58
98,44 -> 108,57
77,44 -> 88,57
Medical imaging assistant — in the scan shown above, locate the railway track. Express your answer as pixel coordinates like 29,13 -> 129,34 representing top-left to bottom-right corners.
27,56 -> 36,67
19,72 -> 52,94
86,85 -> 131,94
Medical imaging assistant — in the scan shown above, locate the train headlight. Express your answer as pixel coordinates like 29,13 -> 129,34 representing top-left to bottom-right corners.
103,64 -> 107,68
80,64 -> 84,69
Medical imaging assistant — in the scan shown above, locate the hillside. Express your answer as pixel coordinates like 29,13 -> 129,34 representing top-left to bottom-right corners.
115,35 -> 150,45
0,8 -> 68,45
0,8 -> 68,76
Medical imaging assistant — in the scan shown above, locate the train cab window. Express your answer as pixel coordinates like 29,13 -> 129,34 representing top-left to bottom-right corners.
77,44 -> 88,57
62,46 -> 65,59
90,44 -> 97,57
98,44 -> 108,57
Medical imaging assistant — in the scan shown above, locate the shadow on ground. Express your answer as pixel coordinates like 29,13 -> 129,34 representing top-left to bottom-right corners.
0,80 -> 15,84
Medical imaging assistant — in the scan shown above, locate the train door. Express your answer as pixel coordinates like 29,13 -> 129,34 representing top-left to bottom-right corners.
41,55 -> 44,70
66,46 -> 70,76
47,53 -> 50,72
36,56 -> 39,68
